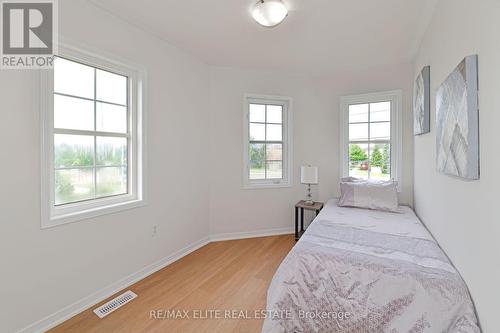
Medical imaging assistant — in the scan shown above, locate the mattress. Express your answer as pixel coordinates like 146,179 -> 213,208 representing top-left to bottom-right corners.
262,199 -> 480,332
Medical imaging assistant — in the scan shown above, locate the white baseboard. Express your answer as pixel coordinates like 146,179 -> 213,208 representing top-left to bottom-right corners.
17,236 -> 210,333
17,228 -> 293,333
210,227 -> 294,242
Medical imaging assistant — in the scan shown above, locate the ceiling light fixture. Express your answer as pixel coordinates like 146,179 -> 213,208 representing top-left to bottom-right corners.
251,0 -> 288,28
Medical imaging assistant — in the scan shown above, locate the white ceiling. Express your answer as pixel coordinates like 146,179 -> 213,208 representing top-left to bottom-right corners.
90,0 -> 437,75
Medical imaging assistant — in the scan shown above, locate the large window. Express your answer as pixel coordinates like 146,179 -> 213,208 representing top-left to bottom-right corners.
243,95 -> 292,188
41,45 -> 145,227
53,57 -> 129,205
340,91 -> 401,183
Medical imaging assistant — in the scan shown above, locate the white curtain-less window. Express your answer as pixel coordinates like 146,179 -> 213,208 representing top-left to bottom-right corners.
243,95 -> 292,188
54,57 -> 129,205
340,91 -> 402,184
41,44 -> 146,228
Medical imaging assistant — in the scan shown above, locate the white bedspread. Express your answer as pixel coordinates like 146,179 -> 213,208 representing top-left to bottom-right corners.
262,200 -> 480,332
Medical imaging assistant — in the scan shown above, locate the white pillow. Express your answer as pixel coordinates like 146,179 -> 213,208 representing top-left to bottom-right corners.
341,176 -> 365,183
342,177 -> 395,185
338,180 -> 399,212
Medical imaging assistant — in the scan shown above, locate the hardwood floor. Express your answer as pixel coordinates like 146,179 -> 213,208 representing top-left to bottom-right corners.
49,235 -> 295,333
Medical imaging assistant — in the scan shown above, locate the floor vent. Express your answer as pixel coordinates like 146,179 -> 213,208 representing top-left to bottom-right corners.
93,290 -> 137,318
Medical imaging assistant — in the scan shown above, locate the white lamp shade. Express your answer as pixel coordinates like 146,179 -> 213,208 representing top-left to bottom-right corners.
301,166 -> 318,184
251,0 -> 288,27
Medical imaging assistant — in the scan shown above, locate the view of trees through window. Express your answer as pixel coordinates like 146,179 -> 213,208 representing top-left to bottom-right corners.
348,102 -> 391,180
349,143 -> 390,180
53,57 -> 129,205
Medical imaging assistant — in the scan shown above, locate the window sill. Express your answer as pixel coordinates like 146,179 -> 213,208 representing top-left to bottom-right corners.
243,181 -> 292,190
42,198 -> 146,229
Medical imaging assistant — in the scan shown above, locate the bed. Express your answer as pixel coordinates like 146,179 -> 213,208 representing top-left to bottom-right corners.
262,199 -> 480,332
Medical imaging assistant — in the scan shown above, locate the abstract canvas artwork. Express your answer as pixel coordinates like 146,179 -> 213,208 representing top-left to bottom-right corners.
413,66 -> 430,135
436,55 -> 479,180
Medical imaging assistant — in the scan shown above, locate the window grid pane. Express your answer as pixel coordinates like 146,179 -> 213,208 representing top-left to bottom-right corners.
248,103 -> 284,181
348,101 -> 391,180
96,69 -> 128,105
54,57 -> 95,99
249,104 -> 265,122
55,168 -> 94,205
54,134 -> 94,168
53,57 -> 129,206
96,166 -> 128,198
266,105 -> 283,124
54,94 -> 94,131
369,144 -> 391,181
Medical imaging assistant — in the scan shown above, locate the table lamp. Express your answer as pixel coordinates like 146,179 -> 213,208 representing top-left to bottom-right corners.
301,166 -> 318,205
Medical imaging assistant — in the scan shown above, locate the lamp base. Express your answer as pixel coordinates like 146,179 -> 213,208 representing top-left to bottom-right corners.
304,183 -> 315,205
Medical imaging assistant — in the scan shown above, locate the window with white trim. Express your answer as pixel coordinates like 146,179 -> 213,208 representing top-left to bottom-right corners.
243,95 -> 292,188
340,91 -> 401,183
41,46 -> 145,227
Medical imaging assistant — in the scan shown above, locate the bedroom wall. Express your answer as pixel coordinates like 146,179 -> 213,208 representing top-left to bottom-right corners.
208,65 -> 415,236
413,0 -> 500,331
0,1 -> 210,332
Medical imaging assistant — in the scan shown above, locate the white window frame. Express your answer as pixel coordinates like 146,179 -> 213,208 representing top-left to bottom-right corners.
339,90 -> 402,188
40,43 -> 147,228
243,94 -> 293,189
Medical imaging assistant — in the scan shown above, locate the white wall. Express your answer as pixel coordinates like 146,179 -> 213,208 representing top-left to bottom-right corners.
0,1 -> 210,332
413,0 -> 500,331
209,65 -> 414,236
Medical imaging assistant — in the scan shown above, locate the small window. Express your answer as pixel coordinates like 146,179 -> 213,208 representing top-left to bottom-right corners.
340,91 -> 401,183
244,95 -> 292,188
41,45 -> 146,227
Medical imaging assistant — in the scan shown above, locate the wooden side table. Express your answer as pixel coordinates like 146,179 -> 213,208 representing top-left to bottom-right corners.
295,200 -> 324,241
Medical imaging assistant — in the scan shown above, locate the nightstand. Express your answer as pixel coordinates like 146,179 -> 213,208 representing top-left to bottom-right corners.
295,200 -> 324,241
